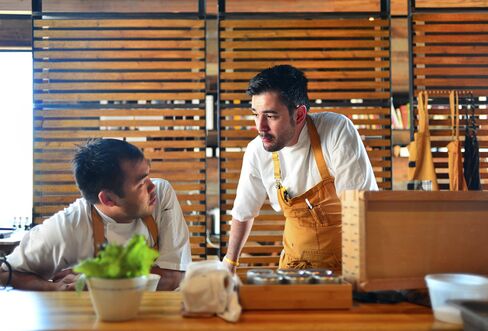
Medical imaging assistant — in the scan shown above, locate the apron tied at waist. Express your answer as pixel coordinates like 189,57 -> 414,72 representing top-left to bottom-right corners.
273,116 -> 342,273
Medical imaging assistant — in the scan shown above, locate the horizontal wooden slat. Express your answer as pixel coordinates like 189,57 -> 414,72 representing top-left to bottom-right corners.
35,92 -> 205,102
220,71 -> 389,80
34,140 -> 206,149
221,105 -> 391,117
34,30 -> 204,39
221,60 -> 389,70
34,172 -> 205,183
191,247 -> 206,255
189,237 -> 205,244
35,130 -> 205,139
414,57 -> 488,66
220,29 -> 388,39
36,119 -> 206,128
221,40 -> 389,49
413,35 -> 488,44
221,50 -> 389,59
221,81 -> 389,90
414,79 -> 488,88
220,19 -> 388,29
34,50 -> 205,60
221,234 -> 283,242
36,109 -> 205,118
35,72 -> 205,80
240,246 -> 284,254
34,19 -> 205,28
35,82 -> 205,91
34,160 -> 206,173
171,183 -> 205,191
414,67 -> 488,76
413,45 -> 488,55
413,13 -> 488,23
414,24 -> 488,33
34,40 -> 204,49
220,92 -> 390,101
34,61 -> 205,70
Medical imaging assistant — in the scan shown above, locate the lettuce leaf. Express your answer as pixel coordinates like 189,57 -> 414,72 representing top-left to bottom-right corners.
74,235 -> 159,279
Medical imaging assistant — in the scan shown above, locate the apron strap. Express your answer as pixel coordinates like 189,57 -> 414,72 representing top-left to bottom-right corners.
306,116 -> 331,180
418,91 -> 429,134
91,206 -> 105,257
90,205 -> 159,257
272,151 -> 282,187
449,90 -> 460,140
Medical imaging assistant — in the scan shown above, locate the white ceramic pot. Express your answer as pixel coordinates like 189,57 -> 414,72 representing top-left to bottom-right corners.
86,276 -> 148,322
425,273 -> 488,324
145,273 -> 161,292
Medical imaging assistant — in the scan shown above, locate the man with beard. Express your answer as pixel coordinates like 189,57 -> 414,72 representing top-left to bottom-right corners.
0,139 -> 191,290
223,65 -> 377,273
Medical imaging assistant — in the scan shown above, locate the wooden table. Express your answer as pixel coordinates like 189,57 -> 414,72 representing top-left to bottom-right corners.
0,291 -> 462,331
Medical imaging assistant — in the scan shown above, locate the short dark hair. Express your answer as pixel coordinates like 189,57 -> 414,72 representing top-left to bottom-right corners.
247,64 -> 310,113
72,138 -> 144,204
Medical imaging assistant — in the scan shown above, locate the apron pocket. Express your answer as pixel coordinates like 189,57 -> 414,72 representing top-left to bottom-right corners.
296,201 -> 341,228
312,200 -> 341,226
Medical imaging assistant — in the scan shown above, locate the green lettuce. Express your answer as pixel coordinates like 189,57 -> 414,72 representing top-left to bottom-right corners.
74,235 -> 159,280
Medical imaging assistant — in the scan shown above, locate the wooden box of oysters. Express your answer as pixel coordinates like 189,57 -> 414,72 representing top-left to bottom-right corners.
238,269 -> 352,310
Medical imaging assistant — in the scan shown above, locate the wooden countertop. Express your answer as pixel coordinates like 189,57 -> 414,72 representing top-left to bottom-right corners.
0,291 -> 461,331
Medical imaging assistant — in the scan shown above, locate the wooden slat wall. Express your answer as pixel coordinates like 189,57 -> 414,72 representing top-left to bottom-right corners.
218,17 -> 392,274
33,16 -> 207,260
412,12 -> 488,190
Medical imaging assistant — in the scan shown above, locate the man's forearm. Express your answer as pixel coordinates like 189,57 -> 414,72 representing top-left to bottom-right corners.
225,218 -> 254,261
0,270 -> 61,291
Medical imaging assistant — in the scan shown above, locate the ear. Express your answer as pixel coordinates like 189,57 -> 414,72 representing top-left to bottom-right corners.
98,190 -> 117,207
295,105 -> 307,124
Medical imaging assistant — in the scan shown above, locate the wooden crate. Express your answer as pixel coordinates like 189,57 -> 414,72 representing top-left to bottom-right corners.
238,281 -> 352,310
341,190 -> 488,292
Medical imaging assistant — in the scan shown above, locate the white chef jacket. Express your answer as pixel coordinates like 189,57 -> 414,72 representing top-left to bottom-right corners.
5,179 -> 192,280
232,112 -> 378,222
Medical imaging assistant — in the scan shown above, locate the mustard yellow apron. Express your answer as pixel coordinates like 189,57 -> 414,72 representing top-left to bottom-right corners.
408,91 -> 439,190
273,116 -> 342,273
91,206 -> 159,256
447,90 -> 468,191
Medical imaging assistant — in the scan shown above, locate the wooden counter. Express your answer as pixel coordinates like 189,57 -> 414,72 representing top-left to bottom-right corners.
0,291 -> 461,331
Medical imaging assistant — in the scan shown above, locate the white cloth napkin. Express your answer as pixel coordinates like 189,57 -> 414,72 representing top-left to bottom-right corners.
180,260 -> 241,322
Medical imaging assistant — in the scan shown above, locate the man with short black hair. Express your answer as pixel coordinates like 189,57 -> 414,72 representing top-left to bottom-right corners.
223,65 -> 377,272
0,138 -> 191,291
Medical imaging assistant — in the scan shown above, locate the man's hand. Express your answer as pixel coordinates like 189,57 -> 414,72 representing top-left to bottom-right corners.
51,269 -> 79,291
222,256 -> 237,274
150,266 -> 184,291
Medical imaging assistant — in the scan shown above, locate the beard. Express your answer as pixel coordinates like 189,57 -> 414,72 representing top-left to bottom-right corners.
260,129 -> 295,152
260,133 -> 286,152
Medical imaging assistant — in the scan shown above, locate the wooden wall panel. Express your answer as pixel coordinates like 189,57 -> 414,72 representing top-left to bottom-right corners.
219,17 -> 391,274
33,16 -> 207,259
0,17 -> 31,48
411,12 -> 488,191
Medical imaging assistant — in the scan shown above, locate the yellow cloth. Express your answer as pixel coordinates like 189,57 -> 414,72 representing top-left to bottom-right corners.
447,91 -> 468,191
408,91 -> 439,190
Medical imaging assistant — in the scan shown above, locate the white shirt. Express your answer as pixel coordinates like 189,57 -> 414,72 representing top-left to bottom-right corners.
6,179 -> 192,280
232,112 -> 378,222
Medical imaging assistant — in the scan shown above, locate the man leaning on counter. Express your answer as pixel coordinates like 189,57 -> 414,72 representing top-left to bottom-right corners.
0,138 -> 191,291
223,65 -> 378,273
